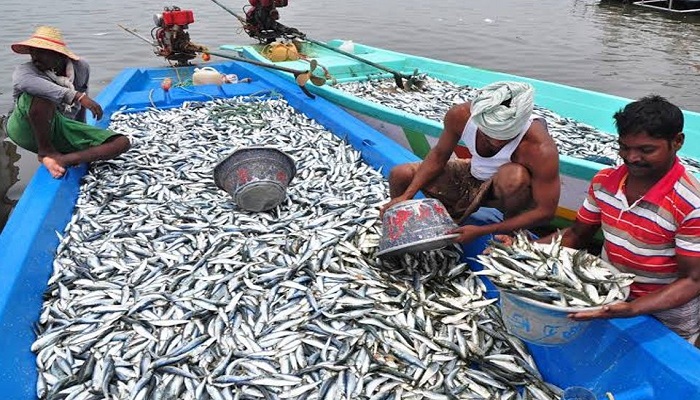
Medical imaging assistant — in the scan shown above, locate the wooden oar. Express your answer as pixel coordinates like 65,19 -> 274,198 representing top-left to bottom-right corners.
204,50 -> 325,98
303,38 -> 424,90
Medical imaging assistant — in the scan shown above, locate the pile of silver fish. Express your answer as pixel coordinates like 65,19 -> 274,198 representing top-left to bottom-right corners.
336,76 -> 700,173
33,96 -> 563,400
473,232 -> 635,308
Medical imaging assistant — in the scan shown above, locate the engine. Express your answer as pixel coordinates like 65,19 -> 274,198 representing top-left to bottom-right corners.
243,0 -> 303,43
152,6 -> 207,66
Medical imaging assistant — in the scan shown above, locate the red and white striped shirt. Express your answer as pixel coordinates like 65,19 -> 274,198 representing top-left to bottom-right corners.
576,158 -> 700,298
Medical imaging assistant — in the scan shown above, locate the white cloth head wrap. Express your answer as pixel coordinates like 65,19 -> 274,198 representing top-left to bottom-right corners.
470,81 -> 535,140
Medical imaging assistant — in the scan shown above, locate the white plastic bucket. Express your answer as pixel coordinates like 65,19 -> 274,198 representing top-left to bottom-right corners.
338,40 -> 355,53
498,245 -> 630,346
499,290 -> 593,346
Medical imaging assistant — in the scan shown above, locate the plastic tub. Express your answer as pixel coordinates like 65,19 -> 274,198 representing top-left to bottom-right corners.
499,250 -> 630,346
500,290 -> 595,346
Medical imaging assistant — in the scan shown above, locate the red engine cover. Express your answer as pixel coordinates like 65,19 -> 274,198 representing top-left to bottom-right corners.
162,10 -> 194,26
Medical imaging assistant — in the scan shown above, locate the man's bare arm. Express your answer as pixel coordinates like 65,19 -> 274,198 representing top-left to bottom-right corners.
572,254 -> 700,320
396,103 -> 469,200
627,254 -> 700,314
472,122 -> 561,235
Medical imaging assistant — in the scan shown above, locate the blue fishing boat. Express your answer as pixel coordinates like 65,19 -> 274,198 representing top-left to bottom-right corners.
0,60 -> 698,399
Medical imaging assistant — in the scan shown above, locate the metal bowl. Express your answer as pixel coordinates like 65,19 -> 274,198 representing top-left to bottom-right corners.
213,147 -> 296,212
378,198 -> 459,257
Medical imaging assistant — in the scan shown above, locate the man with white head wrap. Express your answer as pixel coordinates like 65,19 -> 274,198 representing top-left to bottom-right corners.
381,81 -> 561,245
470,81 -> 535,142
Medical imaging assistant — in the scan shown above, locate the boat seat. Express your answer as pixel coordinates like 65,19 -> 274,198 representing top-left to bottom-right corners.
218,44 -> 410,77
113,81 -> 271,111
256,53 -> 409,76
307,53 -> 410,77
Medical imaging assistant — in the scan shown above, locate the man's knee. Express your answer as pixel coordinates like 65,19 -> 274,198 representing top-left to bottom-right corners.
28,96 -> 55,120
489,163 -> 533,216
492,163 -> 531,196
387,163 -> 419,197
114,135 -> 131,156
388,163 -> 417,185
107,134 -> 131,151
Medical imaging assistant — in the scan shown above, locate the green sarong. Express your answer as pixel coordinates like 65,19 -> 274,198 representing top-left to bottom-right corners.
6,93 -> 117,154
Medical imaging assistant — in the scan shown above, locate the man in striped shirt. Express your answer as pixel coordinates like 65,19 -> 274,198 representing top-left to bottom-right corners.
553,95 -> 700,345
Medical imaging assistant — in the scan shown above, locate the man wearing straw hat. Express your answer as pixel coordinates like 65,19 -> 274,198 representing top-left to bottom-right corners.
381,81 -> 561,244
6,26 -> 130,178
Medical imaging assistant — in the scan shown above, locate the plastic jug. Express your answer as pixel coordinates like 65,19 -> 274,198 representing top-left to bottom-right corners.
338,40 -> 354,54
192,67 -> 223,86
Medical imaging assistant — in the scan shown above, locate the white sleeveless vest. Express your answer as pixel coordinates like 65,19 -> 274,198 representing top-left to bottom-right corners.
460,115 -> 541,181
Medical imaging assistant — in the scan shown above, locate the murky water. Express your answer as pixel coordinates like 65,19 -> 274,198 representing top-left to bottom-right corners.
2,0 -> 700,229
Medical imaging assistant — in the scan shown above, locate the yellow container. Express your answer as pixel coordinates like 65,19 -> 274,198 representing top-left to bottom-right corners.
263,43 -> 300,62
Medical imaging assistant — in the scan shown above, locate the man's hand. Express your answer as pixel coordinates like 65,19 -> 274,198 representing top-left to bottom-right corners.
483,234 -> 515,254
568,302 -> 635,321
380,195 -> 410,218
492,234 -> 514,247
79,95 -> 103,121
38,153 -> 67,178
449,224 -> 487,244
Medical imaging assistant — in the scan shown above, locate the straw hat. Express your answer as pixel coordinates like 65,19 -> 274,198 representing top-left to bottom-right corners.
11,26 -> 79,61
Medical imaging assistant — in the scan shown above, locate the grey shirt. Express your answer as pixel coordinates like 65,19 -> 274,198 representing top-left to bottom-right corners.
12,59 -> 90,120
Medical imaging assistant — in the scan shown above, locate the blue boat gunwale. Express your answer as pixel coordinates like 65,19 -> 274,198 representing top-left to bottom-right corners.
0,60 -> 698,399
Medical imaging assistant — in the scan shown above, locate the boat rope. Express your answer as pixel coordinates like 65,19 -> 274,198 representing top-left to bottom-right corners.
168,60 -> 195,88
148,88 -> 156,108
177,85 -> 218,101
208,90 -> 283,126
